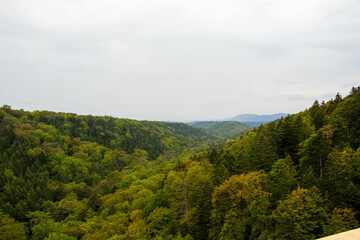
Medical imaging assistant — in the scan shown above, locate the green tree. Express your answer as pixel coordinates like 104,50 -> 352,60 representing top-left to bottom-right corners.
0,211 -> 27,240
266,187 -> 327,240
44,232 -> 77,240
324,147 -> 357,205
31,219 -> 60,240
300,125 -> 333,177
182,162 -> 213,240
147,207 -> 176,238
323,208 -> 359,237
269,156 -> 298,202
210,171 -> 271,240
124,210 -> 150,240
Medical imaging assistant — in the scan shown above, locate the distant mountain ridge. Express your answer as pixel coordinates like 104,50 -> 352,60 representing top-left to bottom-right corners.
226,113 -> 288,122
188,113 -> 289,131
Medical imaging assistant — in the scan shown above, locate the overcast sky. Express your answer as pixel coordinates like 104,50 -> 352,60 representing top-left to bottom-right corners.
0,0 -> 359,122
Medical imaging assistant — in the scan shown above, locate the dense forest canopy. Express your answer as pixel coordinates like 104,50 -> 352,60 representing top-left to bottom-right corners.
188,121 -> 251,138
1,86 -> 360,239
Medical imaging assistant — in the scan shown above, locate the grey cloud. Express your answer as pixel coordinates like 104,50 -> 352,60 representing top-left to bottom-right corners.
1,0 -> 359,121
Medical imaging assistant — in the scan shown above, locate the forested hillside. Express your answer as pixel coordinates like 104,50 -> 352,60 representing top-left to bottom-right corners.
1,86 -> 360,240
188,121 -> 251,138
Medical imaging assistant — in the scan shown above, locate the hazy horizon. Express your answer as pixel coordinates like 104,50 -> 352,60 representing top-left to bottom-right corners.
1,0 -> 359,122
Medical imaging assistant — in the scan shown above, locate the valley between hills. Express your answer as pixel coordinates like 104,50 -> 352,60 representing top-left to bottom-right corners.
1,87 -> 360,239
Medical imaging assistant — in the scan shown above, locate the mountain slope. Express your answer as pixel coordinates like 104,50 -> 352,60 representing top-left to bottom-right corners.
189,121 -> 251,138
188,121 -> 218,129
189,113 -> 289,129
227,113 -> 288,122
0,107 -> 220,160
1,87 -> 360,240
195,87 -> 360,239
